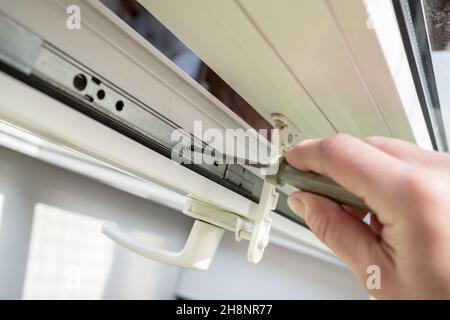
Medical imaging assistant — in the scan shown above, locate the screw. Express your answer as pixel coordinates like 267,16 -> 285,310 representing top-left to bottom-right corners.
288,133 -> 293,144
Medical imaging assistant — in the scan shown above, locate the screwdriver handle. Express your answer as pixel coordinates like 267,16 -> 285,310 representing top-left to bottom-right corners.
266,160 -> 370,211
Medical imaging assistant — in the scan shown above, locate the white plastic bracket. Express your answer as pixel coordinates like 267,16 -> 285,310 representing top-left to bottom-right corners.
271,113 -> 301,153
246,113 -> 299,263
247,180 -> 279,263
183,196 -> 253,241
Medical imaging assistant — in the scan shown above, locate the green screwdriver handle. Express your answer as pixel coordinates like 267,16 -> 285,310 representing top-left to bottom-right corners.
266,159 -> 370,211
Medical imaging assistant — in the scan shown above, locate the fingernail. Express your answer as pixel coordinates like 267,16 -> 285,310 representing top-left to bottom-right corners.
287,194 -> 305,219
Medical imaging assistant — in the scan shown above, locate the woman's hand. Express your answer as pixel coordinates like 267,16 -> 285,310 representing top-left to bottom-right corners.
286,134 -> 450,299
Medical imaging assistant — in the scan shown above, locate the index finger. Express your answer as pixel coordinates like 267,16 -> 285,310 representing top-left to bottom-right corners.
285,134 -> 406,211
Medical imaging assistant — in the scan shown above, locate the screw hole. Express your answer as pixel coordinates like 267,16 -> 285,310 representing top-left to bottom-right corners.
73,74 -> 87,91
213,160 -> 219,167
91,76 -> 101,85
97,90 -> 105,100
115,100 -> 124,112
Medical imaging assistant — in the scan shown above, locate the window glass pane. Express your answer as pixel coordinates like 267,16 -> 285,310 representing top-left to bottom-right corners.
22,204 -> 114,299
395,0 -> 449,150
424,0 -> 450,50
423,0 -> 450,146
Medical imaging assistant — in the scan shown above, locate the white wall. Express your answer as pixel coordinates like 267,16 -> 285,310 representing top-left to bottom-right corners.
0,146 -> 366,299
177,233 -> 366,299
0,146 -> 192,299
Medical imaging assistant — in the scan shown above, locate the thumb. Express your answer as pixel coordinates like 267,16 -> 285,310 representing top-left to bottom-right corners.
287,191 -> 378,276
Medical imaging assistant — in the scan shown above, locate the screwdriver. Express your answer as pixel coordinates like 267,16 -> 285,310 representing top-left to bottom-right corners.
263,157 -> 369,211
190,145 -> 370,211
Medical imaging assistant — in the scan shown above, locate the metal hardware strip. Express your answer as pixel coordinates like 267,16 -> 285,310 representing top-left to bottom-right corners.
0,11 -> 303,225
392,0 -> 447,151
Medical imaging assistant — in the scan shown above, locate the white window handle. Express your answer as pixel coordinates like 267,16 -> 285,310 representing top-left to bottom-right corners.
101,220 -> 224,270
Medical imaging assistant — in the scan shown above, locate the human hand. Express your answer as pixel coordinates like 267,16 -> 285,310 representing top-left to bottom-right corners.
286,134 -> 450,299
